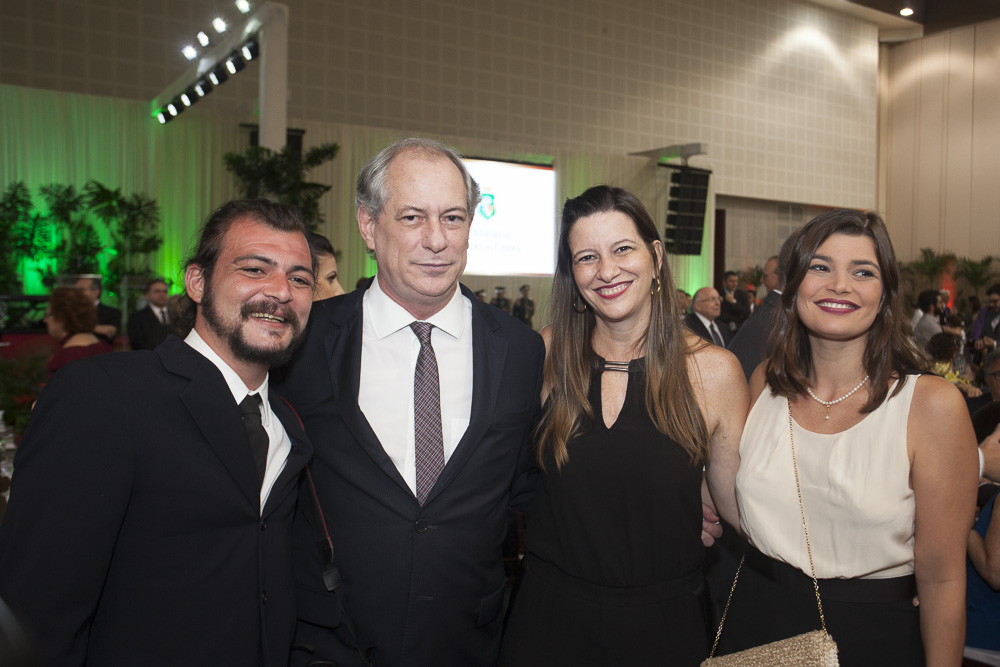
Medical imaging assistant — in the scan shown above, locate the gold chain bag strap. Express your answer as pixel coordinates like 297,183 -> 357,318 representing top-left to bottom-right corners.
701,405 -> 839,666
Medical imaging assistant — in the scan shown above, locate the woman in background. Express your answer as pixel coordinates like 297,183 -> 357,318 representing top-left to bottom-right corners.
500,186 -> 746,666
308,232 -> 346,301
44,286 -> 112,377
722,209 -> 978,665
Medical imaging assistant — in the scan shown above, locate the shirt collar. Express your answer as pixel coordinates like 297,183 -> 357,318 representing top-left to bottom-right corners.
183,329 -> 271,423
694,311 -> 716,331
364,274 -> 467,340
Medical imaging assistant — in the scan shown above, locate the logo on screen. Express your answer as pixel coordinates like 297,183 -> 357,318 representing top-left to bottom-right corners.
478,194 -> 496,219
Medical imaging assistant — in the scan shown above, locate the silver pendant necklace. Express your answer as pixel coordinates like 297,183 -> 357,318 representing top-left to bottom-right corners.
805,375 -> 869,420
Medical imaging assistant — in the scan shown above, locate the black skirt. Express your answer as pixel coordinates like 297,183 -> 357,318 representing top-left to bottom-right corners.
715,545 -> 924,666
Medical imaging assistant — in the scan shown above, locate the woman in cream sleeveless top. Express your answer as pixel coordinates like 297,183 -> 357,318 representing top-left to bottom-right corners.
716,210 -> 979,666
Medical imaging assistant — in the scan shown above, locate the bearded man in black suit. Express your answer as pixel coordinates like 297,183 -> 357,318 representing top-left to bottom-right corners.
0,199 -> 316,666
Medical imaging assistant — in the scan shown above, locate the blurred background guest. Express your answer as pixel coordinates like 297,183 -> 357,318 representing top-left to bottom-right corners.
74,275 -> 121,345
512,284 -> 535,329
127,278 -> 171,351
44,286 -> 112,377
965,406 -> 1000,667
969,349 -> 1000,417
927,331 -> 981,398
308,232 -> 346,301
491,285 -> 511,312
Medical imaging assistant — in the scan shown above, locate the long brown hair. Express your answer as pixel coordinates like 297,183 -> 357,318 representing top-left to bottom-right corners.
537,185 -> 709,470
765,209 -> 926,410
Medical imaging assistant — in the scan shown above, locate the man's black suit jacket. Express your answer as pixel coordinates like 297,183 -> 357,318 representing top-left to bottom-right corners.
0,336 -> 312,666
279,283 -> 544,667
127,305 -> 171,350
718,288 -> 751,333
685,311 -> 733,348
727,290 -> 781,381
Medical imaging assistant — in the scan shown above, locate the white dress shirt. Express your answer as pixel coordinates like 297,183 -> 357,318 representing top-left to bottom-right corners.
694,311 -> 722,341
358,276 -> 474,495
184,329 -> 291,512
150,304 -> 168,324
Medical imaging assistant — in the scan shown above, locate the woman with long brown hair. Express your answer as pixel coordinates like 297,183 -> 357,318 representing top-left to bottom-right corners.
500,186 -> 746,665
718,210 -> 978,665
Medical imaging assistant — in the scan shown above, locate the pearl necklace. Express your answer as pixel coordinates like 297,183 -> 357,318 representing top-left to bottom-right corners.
805,375 -> 869,420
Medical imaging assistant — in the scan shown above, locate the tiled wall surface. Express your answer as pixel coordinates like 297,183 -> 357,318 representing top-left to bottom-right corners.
1,0 -> 880,210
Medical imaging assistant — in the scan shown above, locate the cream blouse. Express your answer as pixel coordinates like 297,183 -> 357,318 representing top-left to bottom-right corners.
736,378 -> 917,579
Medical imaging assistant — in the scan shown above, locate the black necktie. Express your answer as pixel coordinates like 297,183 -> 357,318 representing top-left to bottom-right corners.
411,322 -> 444,506
710,322 -> 724,347
239,393 -> 268,486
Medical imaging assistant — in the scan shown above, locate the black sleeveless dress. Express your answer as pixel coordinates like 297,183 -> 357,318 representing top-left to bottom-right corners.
500,358 -> 709,666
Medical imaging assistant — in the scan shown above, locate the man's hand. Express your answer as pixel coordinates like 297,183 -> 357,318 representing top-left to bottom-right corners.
701,502 -> 723,547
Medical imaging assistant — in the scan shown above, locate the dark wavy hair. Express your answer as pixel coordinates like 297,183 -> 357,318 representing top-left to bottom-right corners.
49,286 -> 97,337
173,199 -> 313,336
765,209 -> 926,411
537,185 -> 709,470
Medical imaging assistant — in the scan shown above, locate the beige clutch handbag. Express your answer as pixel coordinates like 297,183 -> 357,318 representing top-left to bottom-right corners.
701,407 -> 840,667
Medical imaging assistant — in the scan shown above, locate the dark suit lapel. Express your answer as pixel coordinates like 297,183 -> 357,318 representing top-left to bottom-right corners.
424,288 -> 505,506
263,394 -> 314,517
325,290 -> 412,495
158,337 -> 260,509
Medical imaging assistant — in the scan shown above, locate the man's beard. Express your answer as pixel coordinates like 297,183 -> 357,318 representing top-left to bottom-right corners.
201,279 -> 305,368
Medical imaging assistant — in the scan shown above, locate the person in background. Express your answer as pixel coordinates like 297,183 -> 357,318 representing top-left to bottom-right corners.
308,232 -> 346,301
44,286 -> 113,377
677,289 -> 692,314
685,287 -> 731,347
127,278 -> 171,351
969,349 -> 1000,417
75,275 -> 121,345
491,285 -> 511,312
718,270 -> 750,333
913,288 -> 944,351
512,284 -> 535,329
719,209 -> 978,665
500,186 -> 745,666
475,288 -> 487,302
927,332 -> 982,398
972,285 -> 1000,363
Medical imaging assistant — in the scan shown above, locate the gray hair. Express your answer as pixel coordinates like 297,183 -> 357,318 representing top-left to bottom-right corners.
355,137 -> 482,221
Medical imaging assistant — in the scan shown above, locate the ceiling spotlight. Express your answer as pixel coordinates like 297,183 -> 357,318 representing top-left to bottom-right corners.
242,40 -> 259,61
194,79 -> 213,97
899,6 -> 914,16
213,17 -> 227,33
157,111 -> 168,124
226,52 -> 246,74
182,45 -> 197,60
167,103 -> 179,117
180,92 -> 193,107
235,0 -> 251,14
197,31 -> 210,47
209,63 -> 229,86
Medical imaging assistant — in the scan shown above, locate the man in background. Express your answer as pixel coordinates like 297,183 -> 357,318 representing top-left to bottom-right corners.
75,275 -> 121,344
685,287 -> 731,348
127,277 -> 171,351
717,270 -> 750,333
729,253 -> 783,381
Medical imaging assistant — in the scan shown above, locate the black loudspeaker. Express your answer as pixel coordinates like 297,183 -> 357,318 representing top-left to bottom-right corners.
664,167 -> 710,255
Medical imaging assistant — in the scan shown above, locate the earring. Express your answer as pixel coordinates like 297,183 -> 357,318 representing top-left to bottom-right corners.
573,294 -> 588,313
650,275 -> 661,296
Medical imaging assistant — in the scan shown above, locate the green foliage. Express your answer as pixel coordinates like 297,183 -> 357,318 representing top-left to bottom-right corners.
2,181 -> 162,299
84,181 -> 162,295
0,354 -> 48,435
39,183 -> 101,282
953,255 -> 997,300
0,182 -> 52,294
903,247 -> 955,290
223,142 -> 339,230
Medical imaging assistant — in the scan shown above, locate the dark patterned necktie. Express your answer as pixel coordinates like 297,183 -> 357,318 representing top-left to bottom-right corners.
710,322 -> 724,347
410,322 -> 444,506
239,393 -> 268,487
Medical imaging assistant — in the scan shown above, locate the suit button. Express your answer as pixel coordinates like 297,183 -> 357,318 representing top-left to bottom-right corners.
415,519 -> 428,533
260,519 -> 267,531
261,591 -> 268,604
